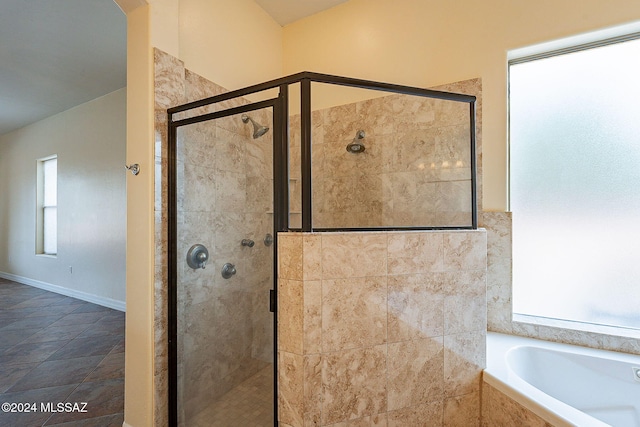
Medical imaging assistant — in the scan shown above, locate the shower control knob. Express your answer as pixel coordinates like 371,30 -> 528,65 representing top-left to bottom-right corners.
186,244 -> 209,270
221,263 -> 236,279
241,239 -> 255,247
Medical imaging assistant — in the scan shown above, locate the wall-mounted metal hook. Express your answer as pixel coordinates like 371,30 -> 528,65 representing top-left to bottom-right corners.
125,163 -> 140,176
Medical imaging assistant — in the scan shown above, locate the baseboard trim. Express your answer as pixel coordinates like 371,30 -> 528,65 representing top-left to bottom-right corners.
0,271 -> 126,312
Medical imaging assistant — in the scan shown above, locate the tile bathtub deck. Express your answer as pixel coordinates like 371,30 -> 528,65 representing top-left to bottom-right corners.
0,278 -> 124,426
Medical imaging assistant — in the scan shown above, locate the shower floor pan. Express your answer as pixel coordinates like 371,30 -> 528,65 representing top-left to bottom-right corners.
190,365 -> 274,427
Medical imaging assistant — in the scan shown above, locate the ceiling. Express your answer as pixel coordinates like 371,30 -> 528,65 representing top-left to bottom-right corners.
0,0 -> 127,136
255,0 -> 348,26
0,0 -> 347,136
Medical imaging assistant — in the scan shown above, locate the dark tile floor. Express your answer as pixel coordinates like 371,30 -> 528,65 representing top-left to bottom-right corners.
0,277 -> 124,427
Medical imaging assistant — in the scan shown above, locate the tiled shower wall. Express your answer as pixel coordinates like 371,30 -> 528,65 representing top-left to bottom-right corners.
277,230 -> 487,426
154,48 -> 274,424
289,79 -> 482,229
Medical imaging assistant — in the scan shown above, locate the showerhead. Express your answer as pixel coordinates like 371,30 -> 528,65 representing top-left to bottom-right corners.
241,114 -> 269,139
346,130 -> 366,153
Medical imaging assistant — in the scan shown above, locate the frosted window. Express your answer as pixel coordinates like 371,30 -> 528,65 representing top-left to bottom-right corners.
42,157 -> 57,255
510,38 -> 640,330
43,206 -> 57,255
43,158 -> 57,206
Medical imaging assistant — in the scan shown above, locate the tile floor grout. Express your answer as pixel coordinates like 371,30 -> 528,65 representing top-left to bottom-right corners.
0,278 -> 124,426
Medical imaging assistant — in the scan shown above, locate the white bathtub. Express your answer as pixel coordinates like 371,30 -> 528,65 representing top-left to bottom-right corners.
485,332 -> 640,427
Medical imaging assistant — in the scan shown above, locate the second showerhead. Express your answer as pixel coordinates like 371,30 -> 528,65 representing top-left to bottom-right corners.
241,114 -> 269,139
346,130 -> 366,153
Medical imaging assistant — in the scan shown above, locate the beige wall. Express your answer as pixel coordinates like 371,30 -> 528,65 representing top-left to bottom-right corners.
282,0 -> 640,210
123,4 -> 155,427
0,88 -> 126,307
179,0 -> 283,91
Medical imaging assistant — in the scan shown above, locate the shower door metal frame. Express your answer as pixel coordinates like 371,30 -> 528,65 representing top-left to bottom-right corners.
167,71 -> 478,427
168,95 -> 287,427
169,71 -> 478,233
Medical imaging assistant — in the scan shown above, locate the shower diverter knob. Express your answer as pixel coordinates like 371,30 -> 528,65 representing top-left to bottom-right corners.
186,244 -> 209,270
221,263 -> 237,279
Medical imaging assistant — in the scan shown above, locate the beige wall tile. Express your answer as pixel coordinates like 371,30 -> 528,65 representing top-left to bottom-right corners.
444,392 -> 480,427
388,273 -> 443,342
303,354 -> 323,426
278,351 -> 304,427
442,232 -> 487,272
214,170 -> 246,212
322,277 -> 387,352
443,270 -> 487,335
321,345 -> 388,425
246,176 -> 272,214
278,233 -> 303,281
278,279 -> 304,354
388,232 -> 444,275
443,331 -> 486,398
326,413 -> 388,427
322,103 -> 359,142
321,233 -> 387,279
444,294 -> 486,335
303,280 -> 322,355
180,163 -> 217,213
303,234 -> 322,281
387,337 -> 444,411
215,127 -> 246,173
387,401 -> 443,426
154,48 -> 186,109
245,137 -> 273,179
481,382 -> 549,427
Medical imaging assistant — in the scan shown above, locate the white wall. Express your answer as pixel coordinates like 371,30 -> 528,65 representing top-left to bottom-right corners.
0,88 -> 126,308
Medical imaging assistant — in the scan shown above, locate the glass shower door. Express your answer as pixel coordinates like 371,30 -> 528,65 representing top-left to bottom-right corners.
175,106 -> 275,427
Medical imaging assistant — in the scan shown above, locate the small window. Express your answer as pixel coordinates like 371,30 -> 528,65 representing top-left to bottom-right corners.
509,36 -> 640,331
37,156 -> 57,255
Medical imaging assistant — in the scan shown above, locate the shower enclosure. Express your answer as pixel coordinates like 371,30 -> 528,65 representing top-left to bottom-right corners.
167,72 -> 477,427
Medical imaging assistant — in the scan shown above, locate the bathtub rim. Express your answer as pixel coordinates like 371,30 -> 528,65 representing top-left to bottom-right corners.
484,332 -> 640,427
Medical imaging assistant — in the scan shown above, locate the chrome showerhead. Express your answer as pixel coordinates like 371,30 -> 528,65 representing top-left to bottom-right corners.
346,130 -> 366,153
241,114 -> 269,139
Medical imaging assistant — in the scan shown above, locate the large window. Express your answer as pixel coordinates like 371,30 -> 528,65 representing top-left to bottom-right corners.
37,156 -> 57,255
509,36 -> 640,331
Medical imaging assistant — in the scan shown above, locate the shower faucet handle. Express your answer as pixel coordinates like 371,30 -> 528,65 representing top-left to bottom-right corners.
221,263 -> 236,279
241,239 -> 255,247
186,244 -> 209,270
196,252 -> 207,269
